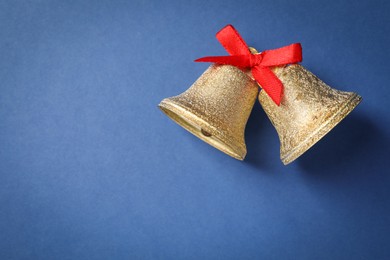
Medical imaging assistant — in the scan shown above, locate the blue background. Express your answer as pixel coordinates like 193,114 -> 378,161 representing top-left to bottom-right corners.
1,0 -> 389,259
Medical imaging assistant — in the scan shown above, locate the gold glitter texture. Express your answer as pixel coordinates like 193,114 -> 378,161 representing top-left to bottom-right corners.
159,65 -> 258,160
259,64 -> 362,165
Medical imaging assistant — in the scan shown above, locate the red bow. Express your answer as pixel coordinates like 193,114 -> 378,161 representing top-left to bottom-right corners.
195,25 -> 302,105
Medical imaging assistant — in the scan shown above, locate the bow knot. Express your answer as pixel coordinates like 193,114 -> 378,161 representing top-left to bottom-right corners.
249,53 -> 263,67
195,25 -> 302,105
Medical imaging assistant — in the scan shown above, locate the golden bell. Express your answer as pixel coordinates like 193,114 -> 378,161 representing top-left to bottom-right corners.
159,64 -> 259,160
258,64 -> 362,165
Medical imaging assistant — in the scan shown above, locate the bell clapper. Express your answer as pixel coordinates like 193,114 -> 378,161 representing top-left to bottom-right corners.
201,128 -> 212,137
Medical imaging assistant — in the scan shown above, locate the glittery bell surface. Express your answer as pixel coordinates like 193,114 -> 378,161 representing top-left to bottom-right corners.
259,64 -> 362,165
159,64 -> 258,160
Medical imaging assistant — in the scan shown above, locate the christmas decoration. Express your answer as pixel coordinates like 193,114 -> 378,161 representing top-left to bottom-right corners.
159,25 -> 362,164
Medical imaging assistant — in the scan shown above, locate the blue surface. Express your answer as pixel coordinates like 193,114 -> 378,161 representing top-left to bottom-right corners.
0,0 -> 389,259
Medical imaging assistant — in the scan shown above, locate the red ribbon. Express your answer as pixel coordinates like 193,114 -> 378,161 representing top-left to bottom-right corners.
195,25 -> 302,105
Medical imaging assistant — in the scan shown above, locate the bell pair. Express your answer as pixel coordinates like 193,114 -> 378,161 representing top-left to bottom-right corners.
158,61 -> 361,165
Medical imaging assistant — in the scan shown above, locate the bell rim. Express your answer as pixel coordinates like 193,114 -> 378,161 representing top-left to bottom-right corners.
281,93 -> 362,165
158,99 -> 247,160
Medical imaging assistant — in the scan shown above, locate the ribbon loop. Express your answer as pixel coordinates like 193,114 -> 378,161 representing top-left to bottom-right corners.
195,24 -> 302,105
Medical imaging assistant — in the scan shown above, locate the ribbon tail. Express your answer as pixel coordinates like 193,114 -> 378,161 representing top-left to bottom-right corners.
195,55 -> 251,67
216,25 -> 251,56
252,66 -> 283,106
